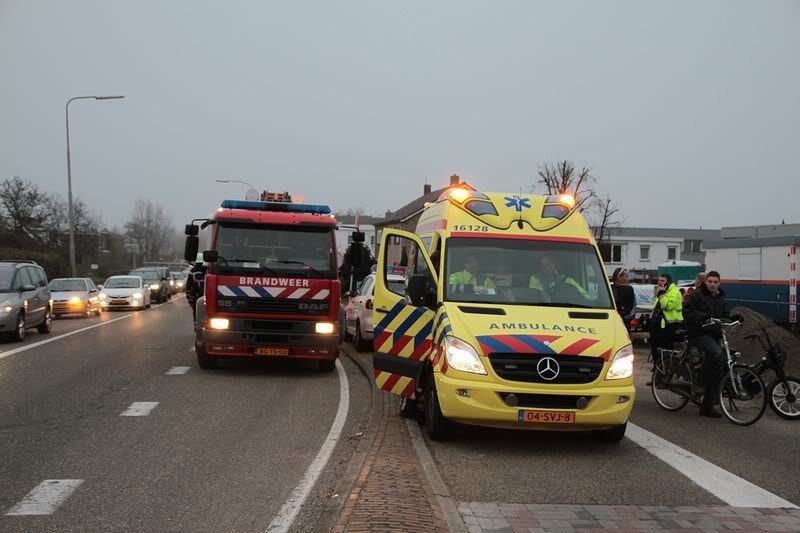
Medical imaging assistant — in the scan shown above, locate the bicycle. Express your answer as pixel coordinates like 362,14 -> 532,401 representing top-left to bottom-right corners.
744,328 -> 800,420
651,318 -> 767,426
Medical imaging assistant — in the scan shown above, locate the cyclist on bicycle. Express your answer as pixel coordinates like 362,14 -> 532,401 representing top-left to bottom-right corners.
683,270 -> 743,418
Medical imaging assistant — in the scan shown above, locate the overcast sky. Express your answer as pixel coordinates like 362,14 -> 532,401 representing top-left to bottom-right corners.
1,0 -> 798,231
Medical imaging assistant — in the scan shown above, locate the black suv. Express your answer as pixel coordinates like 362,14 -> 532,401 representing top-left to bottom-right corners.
129,268 -> 171,303
0,260 -> 53,341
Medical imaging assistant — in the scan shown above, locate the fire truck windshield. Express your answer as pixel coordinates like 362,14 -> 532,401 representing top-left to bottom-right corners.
213,222 -> 336,278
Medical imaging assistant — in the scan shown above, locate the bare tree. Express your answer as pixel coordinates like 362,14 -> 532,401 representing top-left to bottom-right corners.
0,176 -> 47,235
534,161 -> 596,212
41,194 -> 102,246
124,199 -> 174,262
592,195 -> 623,250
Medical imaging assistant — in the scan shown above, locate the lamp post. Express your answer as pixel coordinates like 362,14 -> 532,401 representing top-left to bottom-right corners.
66,95 -> 125,277
216,179 -> 259,200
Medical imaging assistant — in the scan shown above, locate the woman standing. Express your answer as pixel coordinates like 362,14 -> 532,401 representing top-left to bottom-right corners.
610,268 -> 636,331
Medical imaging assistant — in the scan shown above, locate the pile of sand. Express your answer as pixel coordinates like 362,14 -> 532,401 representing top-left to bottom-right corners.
728,306 -> 800,375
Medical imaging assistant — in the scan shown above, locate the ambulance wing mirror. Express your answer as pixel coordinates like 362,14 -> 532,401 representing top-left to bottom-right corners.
406,274 -> 435,308
184,235 -> 199,262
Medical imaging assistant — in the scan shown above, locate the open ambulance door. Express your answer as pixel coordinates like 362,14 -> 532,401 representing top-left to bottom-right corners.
372,228 -> 438,398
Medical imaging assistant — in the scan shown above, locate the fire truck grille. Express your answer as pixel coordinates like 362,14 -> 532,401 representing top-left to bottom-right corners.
217,297 -> 329,315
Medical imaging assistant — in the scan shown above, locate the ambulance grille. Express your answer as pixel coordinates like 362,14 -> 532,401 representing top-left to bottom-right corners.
457,306 -> 506,315
488,353 -> 605,384
567,311 -> 609,320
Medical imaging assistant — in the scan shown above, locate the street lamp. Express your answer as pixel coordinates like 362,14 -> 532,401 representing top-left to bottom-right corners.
66,95 -> 125,277
216,179 -> 259,200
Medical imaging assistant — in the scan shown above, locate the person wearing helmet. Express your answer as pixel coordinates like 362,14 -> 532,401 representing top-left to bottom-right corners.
186,252 -> 207,323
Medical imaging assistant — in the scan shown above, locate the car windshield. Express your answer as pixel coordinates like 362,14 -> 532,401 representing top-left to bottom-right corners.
106,277 -> 141,288
49,279 -> 87,292
213,222 -> 336,278
131,270 -> 159,281
0,265 -> 14,291
444,237 -> 613,309
172,272 -> 185,280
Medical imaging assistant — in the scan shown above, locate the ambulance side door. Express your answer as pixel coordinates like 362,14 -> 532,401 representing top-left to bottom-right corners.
372,229 -> 438,397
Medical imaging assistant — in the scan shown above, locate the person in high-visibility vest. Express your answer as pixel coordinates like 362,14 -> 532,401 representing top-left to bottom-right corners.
449,256 -> 495,294
529,256 -> 589,299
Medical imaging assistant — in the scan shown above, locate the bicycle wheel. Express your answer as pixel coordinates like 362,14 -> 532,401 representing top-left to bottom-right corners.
651,361 -> 692,411
768,376 -> 800,420
718,365 -> 767,426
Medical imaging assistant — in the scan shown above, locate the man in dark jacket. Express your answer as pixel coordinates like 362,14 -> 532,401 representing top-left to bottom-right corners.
683,271 -> 743,418
185,258 -> 206,323
610,268 -> 636,330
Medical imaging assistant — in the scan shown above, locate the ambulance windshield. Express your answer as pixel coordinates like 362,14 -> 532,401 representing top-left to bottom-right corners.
444,238 -> 612,308
214,222 -> 336,278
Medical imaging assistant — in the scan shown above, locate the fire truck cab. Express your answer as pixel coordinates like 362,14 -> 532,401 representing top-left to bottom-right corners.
184,194 -> 342,371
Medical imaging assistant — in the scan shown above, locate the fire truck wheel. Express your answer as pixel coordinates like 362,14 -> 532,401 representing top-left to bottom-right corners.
196,343 -> 218,369
355,321 -> 371,352
319,359 -> 336,372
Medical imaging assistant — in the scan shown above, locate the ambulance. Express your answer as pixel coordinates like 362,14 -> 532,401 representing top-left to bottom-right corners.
371,187 -> 635,442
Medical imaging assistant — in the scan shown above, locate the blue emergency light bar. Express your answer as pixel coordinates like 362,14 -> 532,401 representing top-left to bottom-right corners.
220,199 -> 331,215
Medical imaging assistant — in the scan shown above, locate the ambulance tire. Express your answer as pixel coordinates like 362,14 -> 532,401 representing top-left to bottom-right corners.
196,342 -> 218,369
424,371 -> 452,441
355,321 -> 371,352
592,422 -> 627,444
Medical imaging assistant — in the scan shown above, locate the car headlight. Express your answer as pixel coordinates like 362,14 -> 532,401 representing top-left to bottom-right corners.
149,284 -> 160,290
444,336 -> 487,375
0,300 -> 12,314
169,280 -> 174,286
132,292 -> 143,299
69,296 -> 82,305
315,322 -> 336,334
209,318 -> 229,330
605,344 -> 634,380
177,282 -> 184,287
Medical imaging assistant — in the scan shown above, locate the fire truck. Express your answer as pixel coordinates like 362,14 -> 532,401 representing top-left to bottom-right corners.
184,192 -> 344,371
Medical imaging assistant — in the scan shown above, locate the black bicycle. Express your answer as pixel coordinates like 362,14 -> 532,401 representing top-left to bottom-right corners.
651,318 -> 767,426
744,328 -> 800,420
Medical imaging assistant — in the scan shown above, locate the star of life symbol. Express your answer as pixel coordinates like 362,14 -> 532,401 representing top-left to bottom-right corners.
504,195 -> 532,212
536,356 -> 560,381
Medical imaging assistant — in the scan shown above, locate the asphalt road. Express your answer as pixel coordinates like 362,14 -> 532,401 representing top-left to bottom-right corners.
0,295 -> 371,533
424,343 -> 799,508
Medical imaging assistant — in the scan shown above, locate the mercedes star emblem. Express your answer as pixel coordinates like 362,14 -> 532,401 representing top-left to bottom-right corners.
536,357 -> 560,381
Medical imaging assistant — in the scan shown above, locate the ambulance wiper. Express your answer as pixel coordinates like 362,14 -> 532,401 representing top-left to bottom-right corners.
269,260 -> 324,277
533,302 -> 595,309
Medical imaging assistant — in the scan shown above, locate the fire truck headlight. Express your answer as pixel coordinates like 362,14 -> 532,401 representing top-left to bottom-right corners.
315,322 -> 335,334
209,318 -> 230,330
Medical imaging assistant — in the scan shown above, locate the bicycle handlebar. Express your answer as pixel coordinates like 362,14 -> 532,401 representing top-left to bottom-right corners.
702,318 -> 740,327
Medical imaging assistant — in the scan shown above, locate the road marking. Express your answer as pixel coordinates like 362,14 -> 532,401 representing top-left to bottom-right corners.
120,402 -> 159,417
627,423 -> 797,508
6,479 -> 84,515
265,360 -> 350,533
188,346 -> 195,352
165,366 -> 190,375
0,314 -> 133,361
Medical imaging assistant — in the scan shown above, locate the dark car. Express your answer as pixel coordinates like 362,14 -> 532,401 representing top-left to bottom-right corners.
129,268 -> 171,303
0,260 -> 53,341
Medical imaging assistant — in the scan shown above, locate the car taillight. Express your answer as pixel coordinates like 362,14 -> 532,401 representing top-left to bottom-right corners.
366,298 -> 373,310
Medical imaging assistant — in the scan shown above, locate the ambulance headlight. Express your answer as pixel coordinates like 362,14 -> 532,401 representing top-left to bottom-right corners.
605,344 -> 634,380
444,336 -> 487,375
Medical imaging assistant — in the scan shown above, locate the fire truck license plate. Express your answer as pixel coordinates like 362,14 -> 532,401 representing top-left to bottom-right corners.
517,410 -> 575,424
255,348 -> 289,356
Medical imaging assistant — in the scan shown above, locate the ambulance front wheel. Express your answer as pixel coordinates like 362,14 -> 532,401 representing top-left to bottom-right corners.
424,372 -> 453,441
592,422 -> 627,444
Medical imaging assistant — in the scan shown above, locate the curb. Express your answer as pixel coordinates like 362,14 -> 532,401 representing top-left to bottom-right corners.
406,419 -> 468,533
315,343 -> 381,531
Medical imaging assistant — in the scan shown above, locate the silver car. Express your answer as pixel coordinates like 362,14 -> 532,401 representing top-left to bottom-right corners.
100,275 -> 151,310
49,277 -> 103,318
0,260 -> 53,342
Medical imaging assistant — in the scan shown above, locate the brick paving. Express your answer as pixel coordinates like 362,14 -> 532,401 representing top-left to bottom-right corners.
457,502 -> 800,532
335,391 -> 448,532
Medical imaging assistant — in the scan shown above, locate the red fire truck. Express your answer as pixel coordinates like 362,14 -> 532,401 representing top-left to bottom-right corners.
184,193 -> 343,371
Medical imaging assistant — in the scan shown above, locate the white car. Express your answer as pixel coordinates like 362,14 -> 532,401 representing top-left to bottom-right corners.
344,273 -> 406,351
100,276 -> 151,310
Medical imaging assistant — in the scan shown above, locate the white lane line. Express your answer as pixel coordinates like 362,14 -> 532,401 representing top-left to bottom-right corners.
6,479 -> 84,515
265,359 -> 350,533
627,423 -> 797,508
188,346 -> 195,352
120,402 -> 159,417
165,366 -> 190,375
0,314 -> 133,361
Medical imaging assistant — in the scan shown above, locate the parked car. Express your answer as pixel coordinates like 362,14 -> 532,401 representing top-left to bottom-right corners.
49,277 -> 102,318
630,283 -> 656,332
344,272 -> 406,351
100,275 -> 151,310
0,260 -> 53,341
129,268 -> 170,303
171,271 -> 187,292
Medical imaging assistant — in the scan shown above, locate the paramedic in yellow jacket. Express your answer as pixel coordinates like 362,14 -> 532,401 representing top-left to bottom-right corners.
449,256 -> 496,294
529,255 -> 589,299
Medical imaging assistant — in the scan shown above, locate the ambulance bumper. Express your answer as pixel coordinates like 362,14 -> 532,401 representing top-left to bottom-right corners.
435,372 -> 635,431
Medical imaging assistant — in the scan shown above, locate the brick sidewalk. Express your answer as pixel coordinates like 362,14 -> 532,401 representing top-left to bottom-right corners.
458,502 -> 800,532
335,359 -> 447,532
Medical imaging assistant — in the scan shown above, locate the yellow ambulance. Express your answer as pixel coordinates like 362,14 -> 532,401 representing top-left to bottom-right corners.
371,187 -> 635,442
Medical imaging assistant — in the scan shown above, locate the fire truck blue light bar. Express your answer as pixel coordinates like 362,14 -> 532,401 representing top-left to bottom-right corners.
220,200 -> 332,214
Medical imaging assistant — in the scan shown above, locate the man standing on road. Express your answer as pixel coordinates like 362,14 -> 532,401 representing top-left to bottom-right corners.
683,271 -> 743,418
185,253 -> 206,323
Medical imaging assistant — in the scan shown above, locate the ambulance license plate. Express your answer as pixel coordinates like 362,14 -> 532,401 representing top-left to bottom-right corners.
255,348 -> 289,356
517,410 -> 575,424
